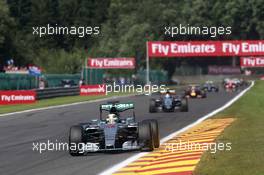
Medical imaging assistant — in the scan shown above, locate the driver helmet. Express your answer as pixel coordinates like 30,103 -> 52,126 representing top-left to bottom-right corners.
106,113 -> 118,124
110,106 -> 117,113
165,92 -> 171,98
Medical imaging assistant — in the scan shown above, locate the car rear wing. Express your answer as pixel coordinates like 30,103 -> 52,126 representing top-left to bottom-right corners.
99,102 -> 135,120
100,102 -> 134,112
160,89 -> 176,94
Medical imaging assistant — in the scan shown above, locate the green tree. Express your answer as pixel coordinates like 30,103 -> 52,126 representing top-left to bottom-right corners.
0,0 -> 14,51
2,0 -> 264,75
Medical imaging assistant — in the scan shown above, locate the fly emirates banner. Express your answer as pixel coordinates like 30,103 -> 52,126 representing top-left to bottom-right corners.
148,40 -> 264,57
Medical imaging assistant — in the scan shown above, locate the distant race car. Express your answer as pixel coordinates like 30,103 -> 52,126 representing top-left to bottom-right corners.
184,85 -> 206,98
223,78 -> 239,91
69,101 -> 160,156
202,81 -> 219,92
149,90 -> 188,113
234,78 -> 249,87
60,79 -> 76,87
232,78 -> 242,86
223,78 -> 248,88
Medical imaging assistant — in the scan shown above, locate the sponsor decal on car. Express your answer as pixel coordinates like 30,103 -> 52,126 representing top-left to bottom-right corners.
100,103 -> 134,111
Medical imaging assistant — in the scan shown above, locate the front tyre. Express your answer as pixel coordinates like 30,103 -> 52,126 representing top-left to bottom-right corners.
69,125 -> 84,156
138,122 -> 154,151
149,99 -> 157,113
201,91 -> 207,98
142,119 -> 160,148
180,98 -> 188,112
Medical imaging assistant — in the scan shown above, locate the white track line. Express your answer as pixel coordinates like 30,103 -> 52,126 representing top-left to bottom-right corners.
0,94 -> 136,117
99,81 -> 255,175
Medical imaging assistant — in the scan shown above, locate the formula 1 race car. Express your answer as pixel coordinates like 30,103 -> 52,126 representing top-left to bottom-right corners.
60,79 -> 76,87
223,78 -> 239,91
232,78 -> 249,87
149,90 -> 188,113
184,85 -> 206,98
224,78 -> 250,91
223,78 -> 242,91
69,101 -> 159,156
202,81 -> 219,92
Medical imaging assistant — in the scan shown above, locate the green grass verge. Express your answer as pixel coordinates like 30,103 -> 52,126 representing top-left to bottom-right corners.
0,92 -> 136,115
194,81 -> 264,175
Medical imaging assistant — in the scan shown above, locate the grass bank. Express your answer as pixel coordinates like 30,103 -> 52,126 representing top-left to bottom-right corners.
195,81 -> 264,175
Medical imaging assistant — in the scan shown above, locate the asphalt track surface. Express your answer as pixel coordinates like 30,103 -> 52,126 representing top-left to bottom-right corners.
0,88 -> 244,175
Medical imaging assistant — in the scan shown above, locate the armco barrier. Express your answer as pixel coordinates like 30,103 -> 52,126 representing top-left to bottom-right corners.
35,86 -> 79,100
0,86 -> 101,105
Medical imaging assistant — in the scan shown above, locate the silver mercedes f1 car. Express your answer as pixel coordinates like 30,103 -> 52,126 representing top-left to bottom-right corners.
68,101 -> 160,156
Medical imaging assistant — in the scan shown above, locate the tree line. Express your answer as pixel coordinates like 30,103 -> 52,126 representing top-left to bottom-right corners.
0,0 -> 263,76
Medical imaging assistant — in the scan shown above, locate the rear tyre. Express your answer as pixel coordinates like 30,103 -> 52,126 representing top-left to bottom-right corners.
180,98 -> 188,112
214,87 -> 219,92
142,119 -> 160,148
149,99 -> 157,113
201,91 -> 207,98
138,122 -> 154,151
69,125 -> 84,156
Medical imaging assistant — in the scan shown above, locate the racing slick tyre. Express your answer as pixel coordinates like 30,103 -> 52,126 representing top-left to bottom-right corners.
180,98 -> 188,112
203,87 -> 208,92
69,125 -> 84,156
149,99 -> 157,113
213,87 -> 219,92
142,119 -> 160,148
201,92 -> 207,98
138,122 -> 154,151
